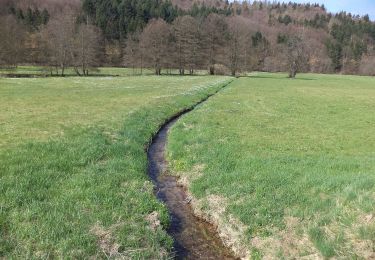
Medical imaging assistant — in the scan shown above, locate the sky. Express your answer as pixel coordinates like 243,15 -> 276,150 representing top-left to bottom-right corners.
283,0 -> 375,20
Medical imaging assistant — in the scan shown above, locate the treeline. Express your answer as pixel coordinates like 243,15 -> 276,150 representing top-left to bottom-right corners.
0,0 -> 374,76
123,15 -> 308,77
0,8 -> 101,76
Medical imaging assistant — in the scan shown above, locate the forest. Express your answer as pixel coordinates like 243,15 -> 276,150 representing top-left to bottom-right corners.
0,0 -> 374,76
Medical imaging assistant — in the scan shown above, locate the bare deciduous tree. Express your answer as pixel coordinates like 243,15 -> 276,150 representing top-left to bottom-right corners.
72,23 -> 101,76
173,16 -> 188,75
203,13 -> 228,75
286,35 -> 309,78
226,16 -> 247,76
172,15 -> 201,75
185,17 -> 202,75
140,19 -> 171,75
123,31 -> 144,75
43,10 -> 76,76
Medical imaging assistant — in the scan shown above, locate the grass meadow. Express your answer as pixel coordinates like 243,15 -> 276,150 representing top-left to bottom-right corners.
0,66 -> 209,77
168,73 -> 375,258
0,66 -> 154,77
0,73 -> 231,258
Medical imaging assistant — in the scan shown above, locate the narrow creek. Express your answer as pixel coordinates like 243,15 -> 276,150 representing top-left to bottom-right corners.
147,89 -> 237,259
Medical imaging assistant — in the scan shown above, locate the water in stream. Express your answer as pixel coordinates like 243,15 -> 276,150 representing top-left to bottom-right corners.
148,117 -> 237,259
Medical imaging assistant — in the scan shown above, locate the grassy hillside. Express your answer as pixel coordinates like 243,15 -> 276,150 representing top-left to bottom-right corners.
167,73 -> 375,258
0,73 -> 231,258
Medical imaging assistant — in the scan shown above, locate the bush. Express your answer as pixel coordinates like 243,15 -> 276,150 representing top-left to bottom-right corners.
213,64 -> 230,75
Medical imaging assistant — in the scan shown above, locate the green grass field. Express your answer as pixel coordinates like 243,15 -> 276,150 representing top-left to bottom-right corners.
0,73 -> 231,258
0,66 -> 208,77
168,73 -> 375,258
0,66 -> 154,76
2,70 -> 374,259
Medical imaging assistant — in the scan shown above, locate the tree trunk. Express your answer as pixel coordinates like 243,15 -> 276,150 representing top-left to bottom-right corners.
289,61 -> 297,78
74,66 -> 81,76
289,69 -> 296,78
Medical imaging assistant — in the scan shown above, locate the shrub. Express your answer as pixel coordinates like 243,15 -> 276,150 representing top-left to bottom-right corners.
213,64 -> 230,75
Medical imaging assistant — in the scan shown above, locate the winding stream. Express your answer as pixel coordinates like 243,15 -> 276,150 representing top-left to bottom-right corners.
147,89 -> 237,259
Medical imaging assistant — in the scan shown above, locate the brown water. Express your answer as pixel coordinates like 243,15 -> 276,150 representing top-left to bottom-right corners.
147,114 -> 237,259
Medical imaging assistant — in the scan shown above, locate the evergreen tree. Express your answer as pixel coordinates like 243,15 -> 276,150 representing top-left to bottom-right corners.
326,41 -> 343,71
